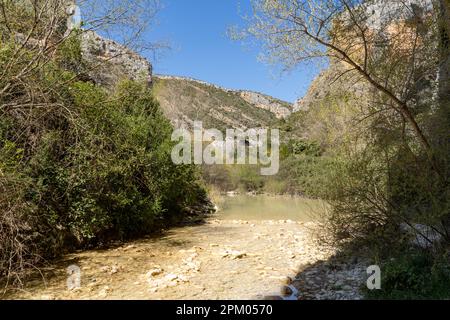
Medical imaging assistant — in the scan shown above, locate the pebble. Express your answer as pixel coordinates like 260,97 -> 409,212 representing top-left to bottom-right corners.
100,266 -> 110,273
165,274 -> 178,282
146,268 -> 164,278
110,265 -> 119,274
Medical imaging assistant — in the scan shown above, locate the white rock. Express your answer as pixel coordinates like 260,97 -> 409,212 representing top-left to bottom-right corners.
110,265 -> 119,274
98,286 -> 110,298
165,274 -> 178,282
100,266 -> 110,273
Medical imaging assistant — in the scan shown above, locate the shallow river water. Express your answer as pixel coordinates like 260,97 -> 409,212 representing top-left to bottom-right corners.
219,195 -> 325,221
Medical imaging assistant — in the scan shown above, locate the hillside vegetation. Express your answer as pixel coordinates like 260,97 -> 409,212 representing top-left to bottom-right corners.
1,0 -> 450,301
153,76 -> 292,131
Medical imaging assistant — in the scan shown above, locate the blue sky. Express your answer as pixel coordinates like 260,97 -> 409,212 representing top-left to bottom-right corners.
145,0 -> 319,103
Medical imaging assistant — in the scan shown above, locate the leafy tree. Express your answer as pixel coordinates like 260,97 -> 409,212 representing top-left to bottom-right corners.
235,0 -> 450,247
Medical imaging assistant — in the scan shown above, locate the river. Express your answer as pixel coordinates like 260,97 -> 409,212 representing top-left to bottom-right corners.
4,195 -> 335,300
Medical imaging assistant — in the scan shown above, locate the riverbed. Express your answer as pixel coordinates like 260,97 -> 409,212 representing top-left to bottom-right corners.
4,195 -> 361,300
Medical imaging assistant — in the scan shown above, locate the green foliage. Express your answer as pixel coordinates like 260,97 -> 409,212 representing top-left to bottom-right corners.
200,132 -> 326,196
277,154 -> 336,196
202,137 -> 327,196
285,139 -> 322,157
56,31 -> 85,72
232,165 -> 265,192
263,179 -> 288,195
232,0 -> 450,300
367,248 -> 450,300
202,164 -> 264,193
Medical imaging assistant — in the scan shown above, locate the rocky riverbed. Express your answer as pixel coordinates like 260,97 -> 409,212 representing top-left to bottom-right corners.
4,216 -> 367,300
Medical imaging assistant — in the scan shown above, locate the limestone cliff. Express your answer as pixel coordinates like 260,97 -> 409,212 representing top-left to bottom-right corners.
80,31 -> 152,87
293,0 -> 437,114
239,91 -> 292,119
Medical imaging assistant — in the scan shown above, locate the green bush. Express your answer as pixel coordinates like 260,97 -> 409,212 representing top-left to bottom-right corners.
202,137 -> 327,196
288,139 -> 322,157
276,154 -> 336,196
231,165 -> 264,192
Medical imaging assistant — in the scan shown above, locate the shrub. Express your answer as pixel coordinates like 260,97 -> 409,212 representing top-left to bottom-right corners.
276,154 -> 336,196
367,248 -> 450,300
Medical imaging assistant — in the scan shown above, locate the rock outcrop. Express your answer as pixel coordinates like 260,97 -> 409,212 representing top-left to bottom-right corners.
292,60 -> 368,113
239,91 -> 292,119
81,31 -> 152,87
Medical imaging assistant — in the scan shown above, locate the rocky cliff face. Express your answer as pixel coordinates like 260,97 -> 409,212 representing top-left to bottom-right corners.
239,91 -> 292,119
156,75 -> 292,119
293,0 -> 436,114
78,32 -> 292,131
292,60 -> 368,113
81,31 -> 152,87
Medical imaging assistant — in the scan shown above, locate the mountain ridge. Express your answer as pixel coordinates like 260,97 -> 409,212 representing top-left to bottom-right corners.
155,74 -> 293,106
153,75 -> 293,131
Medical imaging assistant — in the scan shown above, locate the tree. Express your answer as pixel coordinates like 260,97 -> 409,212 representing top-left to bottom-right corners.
437,0 -> 450,115
235,0 -> 439,156
435,0 -> 450,231
235,0 -> 450,244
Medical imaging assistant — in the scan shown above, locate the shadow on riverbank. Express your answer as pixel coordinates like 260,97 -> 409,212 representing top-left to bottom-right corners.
266,241 -> 371,301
